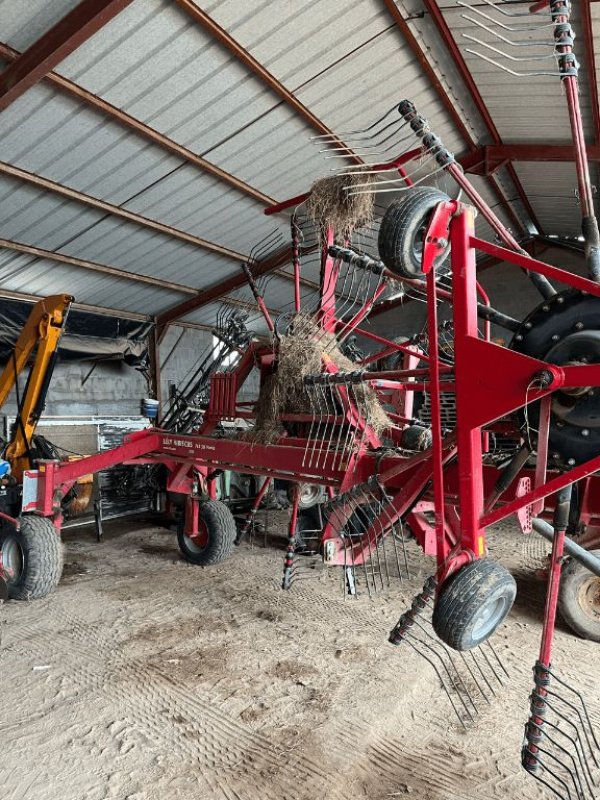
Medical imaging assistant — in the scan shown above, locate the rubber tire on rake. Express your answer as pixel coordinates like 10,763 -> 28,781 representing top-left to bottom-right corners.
558,549 -> 600,643
378,186 -> 452,279
177,500 -> 236,566
432,559 -> 517,651
0,515 -> 64,600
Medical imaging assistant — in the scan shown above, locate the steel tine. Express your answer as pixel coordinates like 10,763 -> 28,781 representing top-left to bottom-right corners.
322,121 -> 413,157
463,33 -> 559,62
302,382 -> 319,467
538,709 -> 597,795
347,162 -> 450,196
524,744 -> 576,800
545,690 -> 600,770
344,148 -> 440,190
548,669 -> 600,753
465,46 -> 560,77
461,12 -> 555,48
412,631 -> 476,723
486,638 -> 510,679
457,0 -> 556,30
310,102 -> 401,140
411,617 -> 479,714
476,641 -> 506,687
318,117 -> 409,153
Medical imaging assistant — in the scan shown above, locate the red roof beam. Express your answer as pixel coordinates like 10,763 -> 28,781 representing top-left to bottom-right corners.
0,0 -> 134,112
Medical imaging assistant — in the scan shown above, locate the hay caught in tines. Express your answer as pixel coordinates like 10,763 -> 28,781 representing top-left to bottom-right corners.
250,316 -> 390,444
305,172 -> 374,241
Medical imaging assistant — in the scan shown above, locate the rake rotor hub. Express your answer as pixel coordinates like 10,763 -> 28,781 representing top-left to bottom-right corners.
511,290 -> 600,465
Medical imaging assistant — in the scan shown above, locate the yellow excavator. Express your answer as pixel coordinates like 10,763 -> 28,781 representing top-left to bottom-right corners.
0,294 -> 73,600
0,294 -> 73,480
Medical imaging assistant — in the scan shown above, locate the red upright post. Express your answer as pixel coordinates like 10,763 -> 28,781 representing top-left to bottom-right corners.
451,208 -> 486,561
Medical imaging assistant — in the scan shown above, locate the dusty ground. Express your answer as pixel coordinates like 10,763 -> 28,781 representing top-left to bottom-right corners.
0,513 -> 598,800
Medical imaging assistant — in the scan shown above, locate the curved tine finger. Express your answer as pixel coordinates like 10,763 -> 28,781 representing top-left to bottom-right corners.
523,751 -> 575,800
462,12 -> 554,47
306,379 -> 324,469
320,118 -> 410,154
464,47 -> 559,77
468,649 -> 498,697
310,102 -> 401,140
349,163 -> 451,196
457,0 -> 557,29
313,381 -> 331,469
545,691 -> 600,771
476,642 -> 505,687
463,0 -> 547,17
405,638 -> 469,729
325,131 -> 419,160
353,498 -> 377,590
302,383 -> 319,466
531,743 -> 581,800
366,487 -> 390,586
486,639 -> 510,678
546,671 -> 600,753
377,482 -> 409,579
344,149 -> 439,189
533,714 -> 597,797
458,651 -> 490,704
411,617 -> 479,713
412,633 -> 476,722
463,33 -> 559,62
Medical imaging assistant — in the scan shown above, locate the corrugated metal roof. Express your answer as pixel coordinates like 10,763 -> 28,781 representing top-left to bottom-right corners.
0,0 -> 82,50
0,173 -> 241,289
0,0 -> 597,326
513,161 -> 583,237
0,250 -> 187,314
431,2 -> 590,144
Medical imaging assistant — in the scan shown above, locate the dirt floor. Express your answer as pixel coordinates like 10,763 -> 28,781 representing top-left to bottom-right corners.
0,512 -> 598,800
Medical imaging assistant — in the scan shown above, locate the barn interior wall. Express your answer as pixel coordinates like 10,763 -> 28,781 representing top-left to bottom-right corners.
367,245 -> 586,345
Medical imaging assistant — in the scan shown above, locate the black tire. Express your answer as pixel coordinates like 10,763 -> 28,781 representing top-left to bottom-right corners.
177,500 -> 236,566
558,551 -> 600,642
432,559 -> 516,651
378,187 -> 451,278
1,515 -> 64,600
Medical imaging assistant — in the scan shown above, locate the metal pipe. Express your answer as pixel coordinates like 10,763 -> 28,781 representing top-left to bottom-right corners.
532,518 -> 600,578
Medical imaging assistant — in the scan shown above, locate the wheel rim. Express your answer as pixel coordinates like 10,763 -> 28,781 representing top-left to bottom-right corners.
300,484 -> 320,506
577,576 -> 600,622
411,220 -> 428,272
183,519 -> 209,553
1,536 -> 23,581
471,594 -> 509,640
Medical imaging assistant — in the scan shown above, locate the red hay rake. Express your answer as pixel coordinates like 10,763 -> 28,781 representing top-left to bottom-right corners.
7,1 -> 600,795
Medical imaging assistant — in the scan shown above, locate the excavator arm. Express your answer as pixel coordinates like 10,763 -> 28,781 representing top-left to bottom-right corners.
0,294 -> 73,479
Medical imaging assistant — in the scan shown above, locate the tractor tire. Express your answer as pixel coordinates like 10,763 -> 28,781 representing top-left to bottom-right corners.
432,559 -> 516,651
1,515 -> 64,600
558,551 -> 600,642
177,500 -> 236,566
378,187 -> 451,278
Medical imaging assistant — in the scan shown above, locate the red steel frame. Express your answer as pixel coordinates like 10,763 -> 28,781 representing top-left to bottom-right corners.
17,203 -> 600,585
